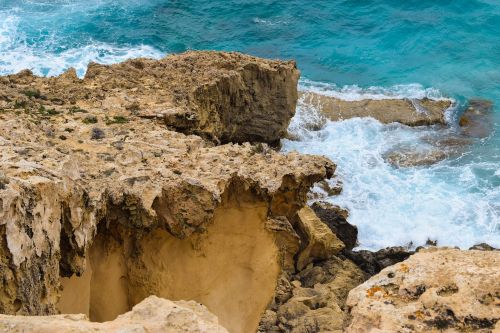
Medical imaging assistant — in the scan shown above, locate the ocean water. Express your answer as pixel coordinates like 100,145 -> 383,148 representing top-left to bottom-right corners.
0,0 -> 498,249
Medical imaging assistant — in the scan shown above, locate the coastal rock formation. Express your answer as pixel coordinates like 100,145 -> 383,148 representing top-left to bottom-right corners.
0,52 -> 332,333
0,51 -> 300,146
299,92 -> 452,126
383,148 -> 448,168
0,295 -> 229,333
259,256 -> 368,333
345,248 -> 500,333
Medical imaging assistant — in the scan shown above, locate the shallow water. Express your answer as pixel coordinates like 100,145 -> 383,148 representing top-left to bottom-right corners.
0,0 -> 498,249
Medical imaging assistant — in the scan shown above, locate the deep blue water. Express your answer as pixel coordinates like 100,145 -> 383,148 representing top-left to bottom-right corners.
0,0 -> 498,248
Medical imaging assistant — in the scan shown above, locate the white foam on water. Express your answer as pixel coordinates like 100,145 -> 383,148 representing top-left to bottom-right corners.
300,79 -> 452,102
0,11 -> 165,77
284,84 -> 500,250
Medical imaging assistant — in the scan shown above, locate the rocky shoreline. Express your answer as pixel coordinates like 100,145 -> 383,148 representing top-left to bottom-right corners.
0,51 -> 498,333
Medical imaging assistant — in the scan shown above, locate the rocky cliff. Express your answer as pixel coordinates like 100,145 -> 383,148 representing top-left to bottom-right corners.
0,51 -> 334,333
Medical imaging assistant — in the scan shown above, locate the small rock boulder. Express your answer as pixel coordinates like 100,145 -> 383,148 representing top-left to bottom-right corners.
294,206 -> 345,270
310,201 -> 358,251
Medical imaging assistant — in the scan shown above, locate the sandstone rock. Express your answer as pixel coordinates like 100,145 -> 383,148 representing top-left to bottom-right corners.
0,54 -> 333,333
294,206 -> 345,270
0,295 -> 229,332
0,51 -> 300,146
459,99 -> 494,138
310,201 -> 358,251
345,248 -> 500,333
300,92 -> 452,126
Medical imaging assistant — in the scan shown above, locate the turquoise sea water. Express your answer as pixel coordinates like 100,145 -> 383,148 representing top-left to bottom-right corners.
1,0 -> 499,248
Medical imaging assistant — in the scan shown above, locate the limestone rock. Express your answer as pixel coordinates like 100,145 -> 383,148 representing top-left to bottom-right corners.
459,99 -> 494,138
0,51 -> 300,146
299,92 -> 452,126
261,256 -> 367,333
0,295 -> 229,332
0,53 -> 333,333
345,248 -> 500,333
294,206 -> 344,270
310,201 -> 358,251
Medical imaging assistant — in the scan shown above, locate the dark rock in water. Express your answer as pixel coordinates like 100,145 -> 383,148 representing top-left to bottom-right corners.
311,201 -> 358,251
469,243 -> 498,251
345,246 -> 413,276
459,99 -> 494,138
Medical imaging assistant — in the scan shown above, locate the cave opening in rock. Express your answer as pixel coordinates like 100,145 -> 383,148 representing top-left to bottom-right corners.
56,195 -> 281,333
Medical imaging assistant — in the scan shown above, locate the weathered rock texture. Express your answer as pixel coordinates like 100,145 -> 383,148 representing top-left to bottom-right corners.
0,295 -> 229,333
258,206 -> 368,333
299,92 -> 452,126
345,248 -> 500,333
0,51 -> 299,146
0,52 -> 332,333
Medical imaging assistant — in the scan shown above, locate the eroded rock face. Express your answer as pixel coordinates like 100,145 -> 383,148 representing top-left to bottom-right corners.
0,295 -> 229,333
299,92 -> 452,126
259,256 -> 367,333
0,51 -> 299,146
345,248 -> 500,333
0,52 -> 333,333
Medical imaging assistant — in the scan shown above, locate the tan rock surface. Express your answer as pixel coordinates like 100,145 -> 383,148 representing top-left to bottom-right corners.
345,248 -> 500,333
0,295 -> 229,333
0,52 -> 333,333
299,92 -> 452,126
0,51 -> 299,146
294,206 -> 344,270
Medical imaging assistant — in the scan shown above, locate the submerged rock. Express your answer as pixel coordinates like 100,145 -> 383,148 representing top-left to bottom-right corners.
299,92 -> 452,126
459,99 -> 494,138
383,148 -> 448,168
345,248 -> 500,333
0,296 -> 229,333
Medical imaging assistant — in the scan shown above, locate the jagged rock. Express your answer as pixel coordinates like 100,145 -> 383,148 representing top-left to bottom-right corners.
469,243 -> 498,251
345,246 -> 413,276
300,92 -> 452,126
0,53 -> 333,333
262,256 -> 367,333
0,51 -> 299,146
345,248 -> 500,333
0,295 -> 229,332
310,201 -> 358,251
294,206 -> 344,270
459,99 -> 494,138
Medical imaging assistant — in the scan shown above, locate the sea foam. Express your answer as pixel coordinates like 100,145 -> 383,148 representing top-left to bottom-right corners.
283,82 -> 500,250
